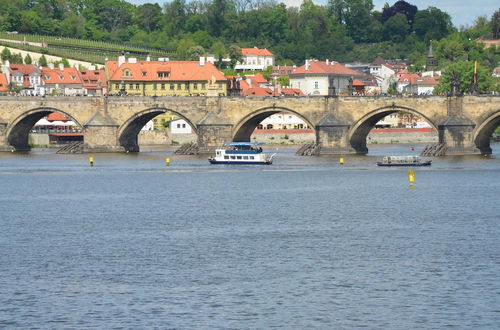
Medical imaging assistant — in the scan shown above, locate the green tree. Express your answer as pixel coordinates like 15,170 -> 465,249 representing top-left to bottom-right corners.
383,13 -> 409,42
277,75 -> 290,87
39,55 -> 48,67
491,8 -> 500,38
24,54 -> 32,64
1,47 -> 11,62
186,45 -> 205,60
434,60 -> 492,94
137,3 -> 161,32
414,7 -> 453,41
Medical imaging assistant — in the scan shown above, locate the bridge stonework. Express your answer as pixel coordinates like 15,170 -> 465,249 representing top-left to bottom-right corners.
0,95 -> 499,155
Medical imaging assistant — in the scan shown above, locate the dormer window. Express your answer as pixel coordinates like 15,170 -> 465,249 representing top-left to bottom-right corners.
45,75 -> 50,80
142,71 -> 147,77
157,71 -> 170,78
122,69 -> 132,78
70,75 -> 75,80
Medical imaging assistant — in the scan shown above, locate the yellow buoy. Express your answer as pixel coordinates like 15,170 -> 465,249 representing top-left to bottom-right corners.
89,156 -> 94,167
408,170 -> 415,185
340,157 -> 344,165
165,157 -> 171,167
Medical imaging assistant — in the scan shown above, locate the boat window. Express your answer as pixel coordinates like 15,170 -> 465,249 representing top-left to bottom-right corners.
237,156 -> 242,159
216,151 -> 221,155
224,156 -> 229,159
230,156 -> 235,159
243,156 -> 249,160
250,156 -> 254,159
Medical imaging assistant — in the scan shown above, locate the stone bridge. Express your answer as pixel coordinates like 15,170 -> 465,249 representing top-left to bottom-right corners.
0,95 -> 499,154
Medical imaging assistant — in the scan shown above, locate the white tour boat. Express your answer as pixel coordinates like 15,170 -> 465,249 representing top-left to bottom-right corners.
208,142 -> 275,165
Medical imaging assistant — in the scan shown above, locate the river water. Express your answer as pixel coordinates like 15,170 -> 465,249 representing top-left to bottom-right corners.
1,144 -> 499,329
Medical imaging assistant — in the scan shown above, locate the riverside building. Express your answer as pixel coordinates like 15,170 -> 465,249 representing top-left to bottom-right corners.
105,56 -> 227,96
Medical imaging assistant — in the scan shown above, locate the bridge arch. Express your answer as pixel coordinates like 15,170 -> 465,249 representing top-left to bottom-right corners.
232,106 -> 315,142
6,107 -> 83,151
118,107 -> 197,152
473,109 -> 500,154
348,105 -> 438,154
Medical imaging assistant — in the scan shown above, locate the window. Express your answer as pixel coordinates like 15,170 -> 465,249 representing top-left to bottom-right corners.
250,156 -> 254,160
153,83 -> 157,90
158,72 -> 170,78
202,83 -> 206,89
115,83 -> 120,89
136,84 -> 140,90
237,156 -> 242,159
161,84 -> 165,90
315,81 -> 319,89
129,84 -> 133,89
224,156 -> 229,159
230,156 -> 235,159
177,83 -> 182,90
123,69 -> 132,77
170,84 -> 174,90
243,156 -> 249,160
142,72 -> 147,77
193,83 -> 198,90
182,124 -> 186,128
177,123 -> 181,128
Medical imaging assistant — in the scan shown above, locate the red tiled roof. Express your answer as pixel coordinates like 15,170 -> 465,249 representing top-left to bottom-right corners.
42,67 -> 82,84
78,69 -> 105,88
47,113 -> 71,122
292,60 -> 362,76
281,88 -> 304,96
244,87 -> 273,96
414,76 -> 439,85
352,79 -> 365,86
249,73 -> 268,84
241,48 -> 274,56
106,60 -> 227,82
0,73 -> 8,91
9,64 -> 41,75
398,73 -> 420,84
370,57 -> 386,66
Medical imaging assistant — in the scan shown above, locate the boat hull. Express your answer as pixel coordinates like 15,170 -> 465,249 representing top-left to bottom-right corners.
209,158 -> 272,165
376,161 -> 432,167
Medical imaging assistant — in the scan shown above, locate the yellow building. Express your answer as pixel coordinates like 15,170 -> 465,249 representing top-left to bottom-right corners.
105,57 -> 227,96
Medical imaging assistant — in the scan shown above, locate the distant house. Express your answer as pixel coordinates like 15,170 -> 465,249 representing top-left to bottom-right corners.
397,72 -> 420,93
0,73 -> 8,94
289,59 -> 363,96
105,56 -> 227,96
2,61 -> 42,95
78,68 -> 106,95
406,76 -> 439,95
257,112 -> 310,130
369,57 -> 386,76
492,67 -> 500,78
271,65 -> 296,77
42,64 -> 84,96
476,38 -> 500,50
235,47 -> 275,71
171,119 -> 193,134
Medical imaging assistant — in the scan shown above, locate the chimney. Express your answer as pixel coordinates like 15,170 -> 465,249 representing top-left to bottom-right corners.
4,60 -> 10,68
128,57 -> 137,64
89,65 -> 96,70
199,56 -> 205,66
247,78 -> 252,88
326,59 -> 329,65
48,63 -> 54,70
118,55 -> 126,67
146,55 -> 151,62
305,60 -> 310,71
58,63 -> 64,71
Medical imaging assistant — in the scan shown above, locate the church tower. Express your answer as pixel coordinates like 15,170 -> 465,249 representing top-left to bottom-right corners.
426,42 -> 437,71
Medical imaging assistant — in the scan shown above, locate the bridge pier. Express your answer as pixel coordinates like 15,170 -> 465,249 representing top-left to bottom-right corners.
438,97 -> 480,155
83,112 -> 124,153
316,114 -> 356,154
197,124 -> 232,153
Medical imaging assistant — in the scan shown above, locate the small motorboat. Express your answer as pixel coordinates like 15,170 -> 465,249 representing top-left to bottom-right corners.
377,155 -> 432,167
208,142 -> 275,165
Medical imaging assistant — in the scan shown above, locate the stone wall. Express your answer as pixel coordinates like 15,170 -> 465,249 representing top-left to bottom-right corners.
251,130 -> 315,144
367,129 -> 438,144
138,130 -> 171,145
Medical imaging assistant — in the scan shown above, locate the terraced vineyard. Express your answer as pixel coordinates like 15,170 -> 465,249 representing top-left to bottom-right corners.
0,32 -> 175,64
